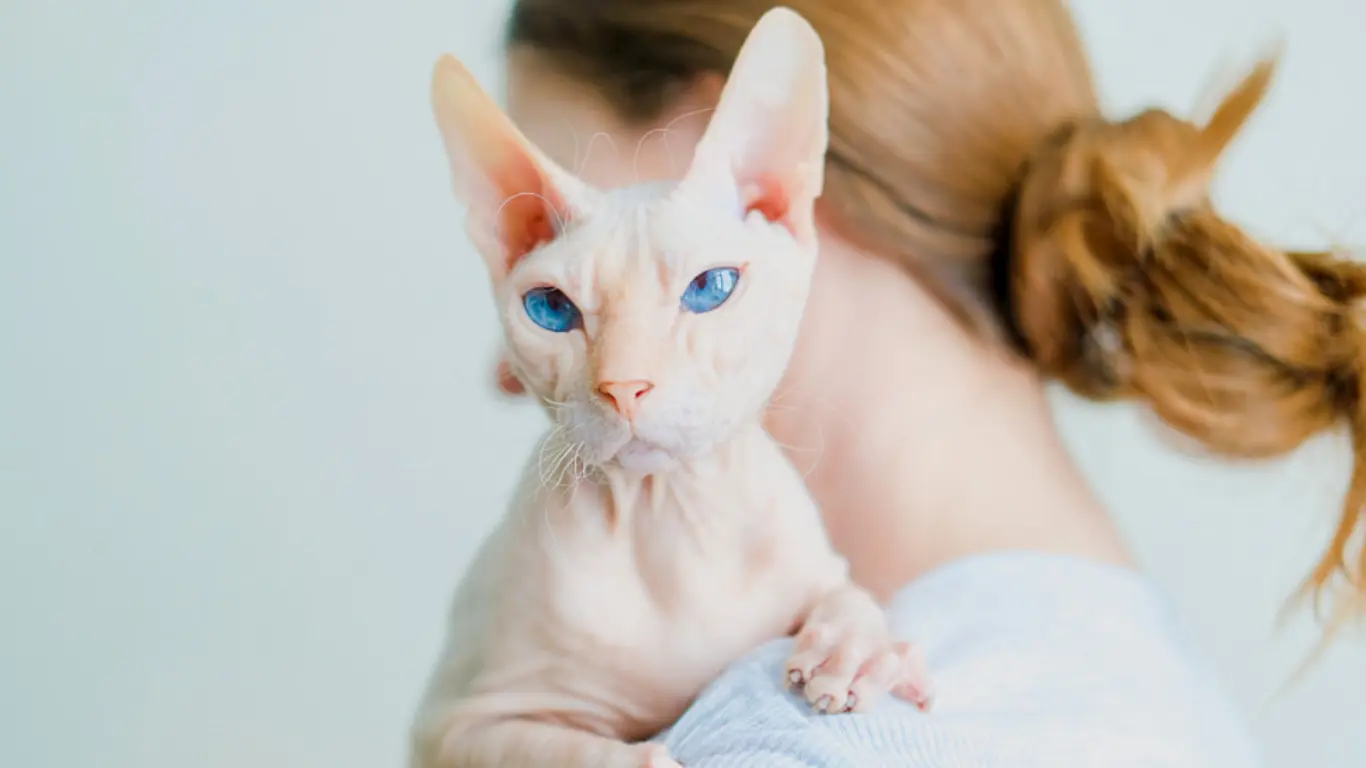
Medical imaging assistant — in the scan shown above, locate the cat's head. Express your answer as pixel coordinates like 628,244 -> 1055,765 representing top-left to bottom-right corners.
431,9 -> 828,473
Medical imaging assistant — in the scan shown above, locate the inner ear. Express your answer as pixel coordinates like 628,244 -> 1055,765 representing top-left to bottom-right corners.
742,178 -> 791,229
496,167 -> 564,264
504,195 -> 559,262
677,9 -> 828,242
484,142 -> 568,267
430,53 -> 589,279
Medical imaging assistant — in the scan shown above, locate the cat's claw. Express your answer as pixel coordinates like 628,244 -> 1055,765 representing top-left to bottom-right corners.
784,624 -> 933,714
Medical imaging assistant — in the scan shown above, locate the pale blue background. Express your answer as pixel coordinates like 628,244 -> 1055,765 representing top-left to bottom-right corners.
2,1 -> 1364,766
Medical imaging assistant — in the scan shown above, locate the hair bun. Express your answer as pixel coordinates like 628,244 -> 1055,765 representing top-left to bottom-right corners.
1002,56 -> 1366,628
1005,59 -> 1273,391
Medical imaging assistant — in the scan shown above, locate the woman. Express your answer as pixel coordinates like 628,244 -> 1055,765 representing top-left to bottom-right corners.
489,1 -> 1364,764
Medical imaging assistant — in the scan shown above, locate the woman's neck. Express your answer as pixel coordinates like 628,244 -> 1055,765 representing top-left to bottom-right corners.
766,236 -> 1130,601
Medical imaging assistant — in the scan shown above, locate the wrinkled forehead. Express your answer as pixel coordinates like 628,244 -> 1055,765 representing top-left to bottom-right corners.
530,184 -> 713,310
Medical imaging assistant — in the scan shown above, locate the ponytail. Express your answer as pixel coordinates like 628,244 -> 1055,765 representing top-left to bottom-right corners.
1000,58 -> 1366,626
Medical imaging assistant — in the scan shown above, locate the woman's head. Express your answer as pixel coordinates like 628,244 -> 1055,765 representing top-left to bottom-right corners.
500,1 -> 1365,630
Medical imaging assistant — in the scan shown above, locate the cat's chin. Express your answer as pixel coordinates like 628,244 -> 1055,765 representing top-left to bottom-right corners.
611,439 -> 678,474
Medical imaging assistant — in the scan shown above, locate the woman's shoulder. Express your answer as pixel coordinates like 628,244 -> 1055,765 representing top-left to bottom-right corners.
663,552 -> 1260,767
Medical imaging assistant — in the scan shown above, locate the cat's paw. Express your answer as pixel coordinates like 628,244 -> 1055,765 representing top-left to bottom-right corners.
783,623 -> 933,714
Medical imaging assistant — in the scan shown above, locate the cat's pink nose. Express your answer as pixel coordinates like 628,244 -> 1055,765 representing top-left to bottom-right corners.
596,379 -> 654,419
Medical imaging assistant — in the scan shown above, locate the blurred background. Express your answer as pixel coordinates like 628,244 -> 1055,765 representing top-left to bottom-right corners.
2,0 -> 1364,766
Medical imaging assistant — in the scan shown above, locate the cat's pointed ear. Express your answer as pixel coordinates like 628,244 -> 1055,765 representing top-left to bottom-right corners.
681,8 -> 828,241
430,55 -> 595,281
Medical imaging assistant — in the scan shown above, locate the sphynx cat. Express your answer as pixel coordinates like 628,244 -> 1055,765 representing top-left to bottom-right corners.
410,9 -> 933,767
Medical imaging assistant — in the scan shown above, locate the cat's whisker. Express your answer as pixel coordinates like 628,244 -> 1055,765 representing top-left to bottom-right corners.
762,417 -> 824,454
769,383 -> 855,431
544,441 -> 569,490
556,444 -> 580,490
534,426 -> 568,491
569,442 -> 590,489
496,191 -> 568,237
541,443 -> 570,491
767,381 -> 850,475
525,425 -> 566,544
554,441 -> 582,490
540,446 -> 570,553
559,119 -> 623,178
578,132 -> 620,177
559,117 -> 581,178
762,403 -> 829,478
632,106 -> 716,182
567,444 -> 588,489
544,439 -> 591,556
534,434 -> 577,555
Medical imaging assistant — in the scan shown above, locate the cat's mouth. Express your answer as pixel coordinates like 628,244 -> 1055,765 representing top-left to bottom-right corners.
611,438 -> 677,474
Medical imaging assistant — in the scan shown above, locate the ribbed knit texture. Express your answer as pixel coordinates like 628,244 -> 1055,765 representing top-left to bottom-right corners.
662,552 -> 1259,767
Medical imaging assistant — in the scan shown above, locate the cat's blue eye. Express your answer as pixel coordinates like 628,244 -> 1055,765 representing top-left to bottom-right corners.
523,286 -> 582,332
680,267 -> 740,313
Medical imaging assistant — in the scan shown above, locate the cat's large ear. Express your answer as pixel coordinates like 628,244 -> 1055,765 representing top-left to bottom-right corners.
680,8 -> 829,241
430,56 -> 596,281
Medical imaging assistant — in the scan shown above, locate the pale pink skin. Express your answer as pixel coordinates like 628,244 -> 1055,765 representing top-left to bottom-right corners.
412,11 -> 932,768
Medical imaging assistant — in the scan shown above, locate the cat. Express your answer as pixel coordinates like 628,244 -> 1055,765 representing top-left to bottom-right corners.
410,10 -> 932,768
